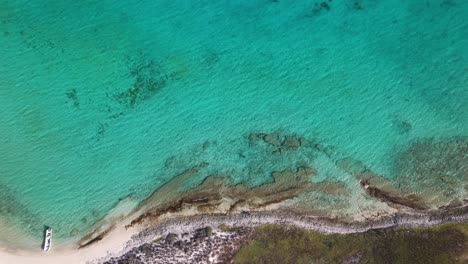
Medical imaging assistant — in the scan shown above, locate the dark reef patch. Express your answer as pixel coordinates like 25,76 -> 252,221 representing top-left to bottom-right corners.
311,1 -> 332,15
353,0 -> 363,10
392,117 -> 412,135
66,88 -> 80,108
90,52 -> 187,142
116,59 -> 167,108
115,55 -> 182,109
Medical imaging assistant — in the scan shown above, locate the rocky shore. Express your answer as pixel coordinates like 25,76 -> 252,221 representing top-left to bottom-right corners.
101,226 -> 252,264
91,204 -> 468,263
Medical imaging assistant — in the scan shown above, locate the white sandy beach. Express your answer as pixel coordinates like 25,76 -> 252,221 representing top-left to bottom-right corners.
0,215 -> 137,264
0,195 -> 143,264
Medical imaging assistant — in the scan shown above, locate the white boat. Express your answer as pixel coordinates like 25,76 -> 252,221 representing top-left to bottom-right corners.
43,227 -> 52,252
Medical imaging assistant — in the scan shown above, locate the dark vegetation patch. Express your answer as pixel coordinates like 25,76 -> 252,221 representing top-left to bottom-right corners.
234,224 -> 468,264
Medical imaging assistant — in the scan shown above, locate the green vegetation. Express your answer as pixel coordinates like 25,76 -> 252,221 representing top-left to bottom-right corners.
234,223 -> 468,264
219,224 -> 244,233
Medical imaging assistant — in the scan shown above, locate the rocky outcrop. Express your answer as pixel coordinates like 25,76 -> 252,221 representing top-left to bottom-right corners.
101,225 -> 253,264
126,164 -> 318,228
359,179 -> 427,211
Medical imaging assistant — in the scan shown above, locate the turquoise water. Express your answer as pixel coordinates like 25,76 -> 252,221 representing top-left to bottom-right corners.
0,0 -> 467,247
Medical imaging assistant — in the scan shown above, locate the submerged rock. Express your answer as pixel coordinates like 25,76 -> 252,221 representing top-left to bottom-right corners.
263,132 -> 281,146
336,157 -> 368,176
281,136 -> 302,150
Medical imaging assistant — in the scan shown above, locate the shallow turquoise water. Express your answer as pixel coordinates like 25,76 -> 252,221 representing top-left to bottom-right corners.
0,0 -> 467,246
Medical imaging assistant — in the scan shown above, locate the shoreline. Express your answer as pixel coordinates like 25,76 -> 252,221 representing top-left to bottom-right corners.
138,204 -> 468,238
4,203 -> 466,264
125,204 -> 468,254
2,170 -> 467,264
1,134 -> 465,263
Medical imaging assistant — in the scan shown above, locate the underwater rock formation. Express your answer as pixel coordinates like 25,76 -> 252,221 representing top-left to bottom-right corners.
359,179 -> 427,211
78,132 -> 467,252
393,137 -> 468,207
124,133 -> 467,231
116,58 -> 179,108
126,163 -> 318,228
